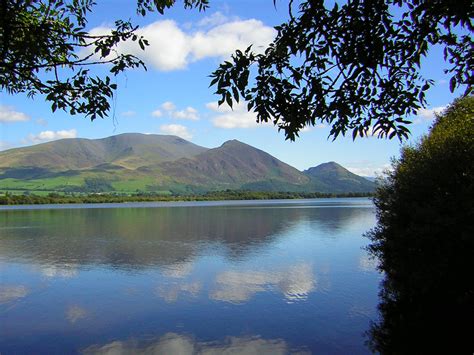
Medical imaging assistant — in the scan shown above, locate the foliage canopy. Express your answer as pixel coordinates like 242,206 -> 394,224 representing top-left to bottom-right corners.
0,0 -> 472,139
211,0 -> 473,140
365,96 -> 474,352
0,0 -> 208,119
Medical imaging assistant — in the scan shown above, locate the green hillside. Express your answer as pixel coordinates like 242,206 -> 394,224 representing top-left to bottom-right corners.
304,162 -> 375,193
157,140 -> 309,190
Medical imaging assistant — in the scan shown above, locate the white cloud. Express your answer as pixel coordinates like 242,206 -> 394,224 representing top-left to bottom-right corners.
23,129 -> 77,144
88,18 -> 276,71
172,107 -> 199,120
416,105 -> 447,121
207,101 -> 271,129
120,110 -> 136,117
152,109 -> 163,117
156,102 -> 200,120
0,105 -> 30,123
300,123 -> 326,133
190,19 -> 275,61
346,163 -> 392,177
161,101 -> 176,111
197,12 -> 234,28
159,124 -> 192,140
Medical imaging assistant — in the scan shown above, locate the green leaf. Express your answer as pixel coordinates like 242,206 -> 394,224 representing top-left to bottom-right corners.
449,76 -> 457,93
226,92 -> 233,108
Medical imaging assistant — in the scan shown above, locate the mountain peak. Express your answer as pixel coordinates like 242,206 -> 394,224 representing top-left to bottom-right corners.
303,161 -> 375,193
304,162 -> 345,175
221,139 -> 245,147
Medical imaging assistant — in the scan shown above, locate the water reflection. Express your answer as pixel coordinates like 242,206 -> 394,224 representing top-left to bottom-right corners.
66,305 -> 88,324
0,199 -> 379,353
83,332 -> 309,355
161,261 -> 194,278
357,255 -> 378,273
0,285 -> 29,304
211,263 -> 315,304
41,263 -> 79,278
0,200 -> 372,270
155,281 -> 202,303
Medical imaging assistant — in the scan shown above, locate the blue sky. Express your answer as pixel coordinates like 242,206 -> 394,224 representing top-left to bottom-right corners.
0,0 -> 462,176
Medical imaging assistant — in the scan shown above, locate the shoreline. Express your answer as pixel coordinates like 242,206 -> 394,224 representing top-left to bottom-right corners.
0,191 -> 373,206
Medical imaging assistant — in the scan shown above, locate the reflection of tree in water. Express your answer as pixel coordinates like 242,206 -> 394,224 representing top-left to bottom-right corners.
366,268 -> 472,354
366,205 -> 472,353
0,202 -> 372,270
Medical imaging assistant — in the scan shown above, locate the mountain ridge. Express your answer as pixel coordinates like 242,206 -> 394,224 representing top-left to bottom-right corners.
0,133 -> 375,194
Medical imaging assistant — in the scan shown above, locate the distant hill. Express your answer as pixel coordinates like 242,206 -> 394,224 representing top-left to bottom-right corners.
0,133 -> 207,172
0,134 -> 375,194
304,162 -> 375,193
158,140 -> 309,190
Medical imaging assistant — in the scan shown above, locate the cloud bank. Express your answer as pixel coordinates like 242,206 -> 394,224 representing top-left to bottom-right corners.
23,129 -> 77,144
207,101 -> 271,129
0,105 -> 30,123
89,18 -> 276,71
416,105 -> 447,121
159,124 -> 192,140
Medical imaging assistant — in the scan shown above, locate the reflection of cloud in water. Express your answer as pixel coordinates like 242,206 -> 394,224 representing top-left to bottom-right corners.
211,263 -> 315,304
155,281 -> 201,303
41,263 -> 78,278
0,285 -> 29,304
83,332 -> 308,354
358,255 -> 379,272
66,305 -> 88,323
161,261 -> 194,278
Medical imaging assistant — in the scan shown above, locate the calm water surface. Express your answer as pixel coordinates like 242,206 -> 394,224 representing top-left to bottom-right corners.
0,198 -> 381,354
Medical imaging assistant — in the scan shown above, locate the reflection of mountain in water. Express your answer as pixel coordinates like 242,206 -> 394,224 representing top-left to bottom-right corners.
83,332 -> 309,355
0,201 -> 373,270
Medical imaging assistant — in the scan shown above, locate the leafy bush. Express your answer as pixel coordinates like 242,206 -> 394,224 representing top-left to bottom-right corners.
83,177 -> 114,193
366,96 -> 474,353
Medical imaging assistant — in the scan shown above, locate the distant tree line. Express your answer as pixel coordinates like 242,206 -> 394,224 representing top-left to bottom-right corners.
0,190 -> 373,205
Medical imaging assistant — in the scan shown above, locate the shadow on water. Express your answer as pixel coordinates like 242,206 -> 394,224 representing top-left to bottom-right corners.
365,232 -> 473,353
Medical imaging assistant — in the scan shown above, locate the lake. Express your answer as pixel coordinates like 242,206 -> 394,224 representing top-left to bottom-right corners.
0,198 -> 381,354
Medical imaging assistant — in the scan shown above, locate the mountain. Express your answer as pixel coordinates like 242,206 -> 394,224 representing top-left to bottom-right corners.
0,133 -> 207,171
303,162 -> 375,193
157,140 -> 309,189
0,134 -> 375,194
